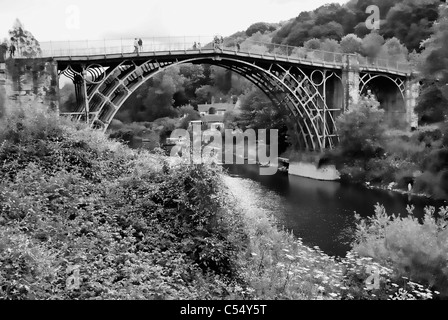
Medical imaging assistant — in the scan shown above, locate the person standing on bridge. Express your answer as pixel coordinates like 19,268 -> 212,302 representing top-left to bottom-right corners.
138,38 -> 143,51
133,38 -> 139,54
236,43 -> 240,52
9,43 -> 16,58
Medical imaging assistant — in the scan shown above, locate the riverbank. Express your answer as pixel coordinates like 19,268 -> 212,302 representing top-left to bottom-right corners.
0,104 -> 252,299
222,172 -> 438,300
0,104 -> 439,300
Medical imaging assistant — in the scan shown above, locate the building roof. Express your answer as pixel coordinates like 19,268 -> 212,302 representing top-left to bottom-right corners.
202,114 -> 224,123
197,103 -> 235,113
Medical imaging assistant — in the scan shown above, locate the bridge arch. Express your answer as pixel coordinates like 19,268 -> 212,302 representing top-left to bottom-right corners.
62,54 -> 343,151
359,72 -> 407,128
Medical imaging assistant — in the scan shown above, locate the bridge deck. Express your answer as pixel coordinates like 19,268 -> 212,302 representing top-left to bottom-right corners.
47,48 -> 410,77
16,37 -> 411,77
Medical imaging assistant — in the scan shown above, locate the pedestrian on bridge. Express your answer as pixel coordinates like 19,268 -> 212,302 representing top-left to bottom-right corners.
9,43 -> 16,58
236,43 -> 240,52
133,38 -> 139,54
193,42 -> 197,50
138,38 -> 143,51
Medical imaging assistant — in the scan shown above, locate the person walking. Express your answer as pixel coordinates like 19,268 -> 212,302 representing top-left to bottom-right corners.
193,42 -> 197,50
133,38 -> 139,54
236,43 -> 240,52
138,38 -> 143,51
213,36 -> 218,49
197,42 -> 201,51
9,43 -> 16,58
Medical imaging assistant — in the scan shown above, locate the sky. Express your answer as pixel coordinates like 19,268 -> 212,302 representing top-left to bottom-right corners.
0,0 -> 348,42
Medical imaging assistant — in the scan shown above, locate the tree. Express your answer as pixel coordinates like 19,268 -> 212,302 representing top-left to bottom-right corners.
245,22 -> 276,37
340,34 -> 363,54
304,38 -> 322,50
223,110 -> 240,130
420,4 -> 448,100
320,39 -> 342,53
236,86 -> 289,151
178,106 -> 201,129
361,32 -> 385,58
8,19 -> 41,58
380,37 -> 408,61
415,82 -> 448,124
336,94 -> 386,159
59,83 -> 77,113
380,0 -> 439,52
309,21 -> 344,40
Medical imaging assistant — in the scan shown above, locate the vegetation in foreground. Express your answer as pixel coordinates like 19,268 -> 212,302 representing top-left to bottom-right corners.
0,104 -> 442,300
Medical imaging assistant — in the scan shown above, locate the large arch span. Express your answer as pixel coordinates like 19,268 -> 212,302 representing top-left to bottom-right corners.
56,48 -> 413,151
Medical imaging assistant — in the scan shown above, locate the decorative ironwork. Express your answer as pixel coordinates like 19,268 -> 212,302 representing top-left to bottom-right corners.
360,72 -> 406,101
52,42 -> 413,151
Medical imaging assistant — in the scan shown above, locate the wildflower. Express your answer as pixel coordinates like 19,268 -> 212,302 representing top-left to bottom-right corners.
251,253 -> 258,257
435,291 -> 440,295
285,254 -> 295,261
329,293 -> 338,298
317,286 -> 325,292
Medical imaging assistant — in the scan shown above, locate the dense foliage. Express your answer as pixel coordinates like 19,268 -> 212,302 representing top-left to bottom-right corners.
420,4 -> 448,101
272,0 -> 440,52
0,104 -> 439,300
353,204 -> 448,297
8,19 -> 41,58
0,104 -> 249,299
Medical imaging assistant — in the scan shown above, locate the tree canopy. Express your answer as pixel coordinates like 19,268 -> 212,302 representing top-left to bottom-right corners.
8,19 -> 41,57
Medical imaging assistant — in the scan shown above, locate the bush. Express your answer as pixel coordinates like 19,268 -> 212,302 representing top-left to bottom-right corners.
0,104 -> 249,299
336,96 -> 385,160
352,204 -> 448,297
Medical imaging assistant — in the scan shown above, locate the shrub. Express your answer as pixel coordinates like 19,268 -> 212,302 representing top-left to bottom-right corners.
0,104 -> 249,299
352,204 -> 448,297
336,96 -> 386,160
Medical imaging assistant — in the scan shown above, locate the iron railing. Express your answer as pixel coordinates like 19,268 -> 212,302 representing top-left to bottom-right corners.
21,35 -> 411,74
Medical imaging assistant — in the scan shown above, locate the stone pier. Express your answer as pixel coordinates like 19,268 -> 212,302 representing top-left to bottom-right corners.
0,58 -> 59,115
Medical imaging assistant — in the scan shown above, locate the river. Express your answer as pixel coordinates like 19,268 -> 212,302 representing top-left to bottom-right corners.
223,163 -> 448,257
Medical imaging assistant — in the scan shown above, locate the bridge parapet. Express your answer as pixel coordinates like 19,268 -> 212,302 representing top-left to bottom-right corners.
25,36 -> 411,76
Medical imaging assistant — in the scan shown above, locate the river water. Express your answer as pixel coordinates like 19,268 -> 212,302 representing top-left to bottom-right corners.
223,164 -> 448,257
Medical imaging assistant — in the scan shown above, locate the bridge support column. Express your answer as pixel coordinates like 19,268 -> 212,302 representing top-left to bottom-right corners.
0,58 -> 59,115
342,54 -> 360,111
405,79 -> 419,130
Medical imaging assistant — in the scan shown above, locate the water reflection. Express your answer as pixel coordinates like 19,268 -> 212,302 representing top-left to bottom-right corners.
224,164 -> 447,257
